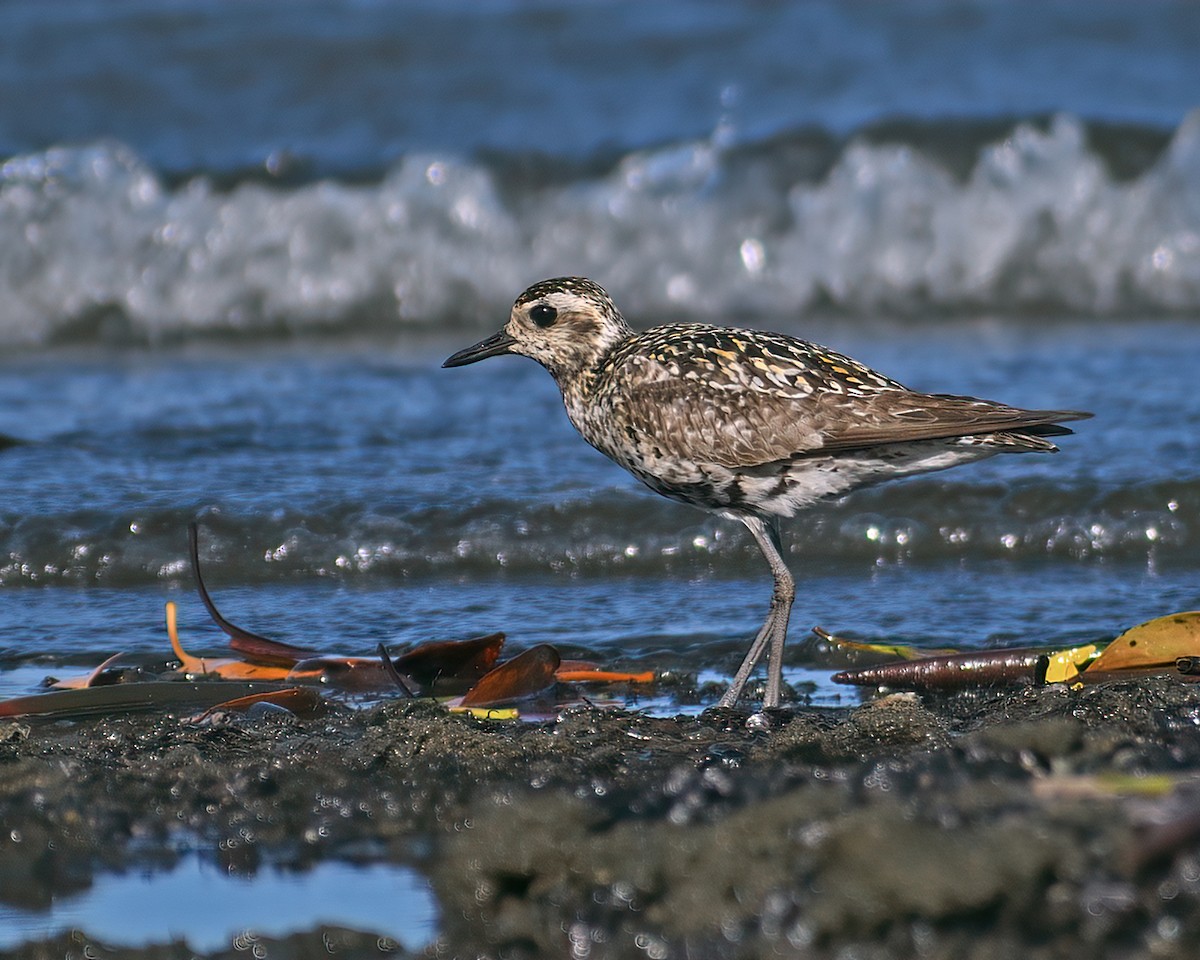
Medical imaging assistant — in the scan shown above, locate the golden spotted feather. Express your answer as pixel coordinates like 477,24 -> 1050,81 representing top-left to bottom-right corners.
591,325 -> 1087,469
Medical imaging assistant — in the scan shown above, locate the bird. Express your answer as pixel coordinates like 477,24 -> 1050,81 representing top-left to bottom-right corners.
443,277 -> 1090,710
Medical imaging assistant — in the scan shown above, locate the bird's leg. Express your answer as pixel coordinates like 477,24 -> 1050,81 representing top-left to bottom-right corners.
756,519 -> 795,708
718,515 -> 795,709
718,612 -> 774,709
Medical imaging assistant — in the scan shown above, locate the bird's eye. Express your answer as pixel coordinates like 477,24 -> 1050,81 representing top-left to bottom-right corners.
529,303 -> 558,327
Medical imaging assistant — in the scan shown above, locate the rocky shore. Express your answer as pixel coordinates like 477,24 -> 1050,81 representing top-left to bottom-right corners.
4,677 -> 1200,959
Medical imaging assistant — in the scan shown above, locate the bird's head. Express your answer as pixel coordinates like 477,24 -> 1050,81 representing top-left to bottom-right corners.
443,277 -> 633,384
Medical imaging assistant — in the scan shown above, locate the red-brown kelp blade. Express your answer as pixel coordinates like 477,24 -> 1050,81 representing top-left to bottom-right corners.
193,686 -> 322,721
0,681 -> 297,720
286,635 -> 510,694
286,656 -> 409,692
392,633 -> 506,688
189,522 -> 317,666
227,629 -> 318,667
378,643 -> 416,697
459,644 -> 561,708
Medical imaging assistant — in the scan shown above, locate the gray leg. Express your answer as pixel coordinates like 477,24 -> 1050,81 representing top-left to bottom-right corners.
717,515 -> 795,709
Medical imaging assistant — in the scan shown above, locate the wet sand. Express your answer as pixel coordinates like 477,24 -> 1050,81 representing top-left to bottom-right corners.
4,677 -> 1200,959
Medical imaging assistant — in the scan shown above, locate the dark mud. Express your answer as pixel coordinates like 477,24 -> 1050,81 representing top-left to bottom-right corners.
4,678 -> 1200,959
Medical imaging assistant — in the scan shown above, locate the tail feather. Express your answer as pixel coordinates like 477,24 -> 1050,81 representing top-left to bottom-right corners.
962,430 -> 1061,453
1022,422 -> 1076,438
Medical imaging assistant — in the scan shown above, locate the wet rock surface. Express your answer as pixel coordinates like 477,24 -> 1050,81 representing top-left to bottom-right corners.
4,679 -> 1200,958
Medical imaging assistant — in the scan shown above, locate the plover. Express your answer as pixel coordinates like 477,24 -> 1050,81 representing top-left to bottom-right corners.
444,278 -> 1090,709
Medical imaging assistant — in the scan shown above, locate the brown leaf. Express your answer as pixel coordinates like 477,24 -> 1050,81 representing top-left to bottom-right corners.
378,643 -> 416,697
189,523 -> 317,665
194,686 -> 322,720
393,633 -> 506,689
286,656 -> 413,692
460,644 -> 561,707
0,681 -> 295,720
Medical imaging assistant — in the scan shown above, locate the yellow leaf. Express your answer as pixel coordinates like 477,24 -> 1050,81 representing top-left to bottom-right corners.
812,626 -> 958,661
1032,772 -> 1180,800
449,705 -> 520,721
1088,611 -> 1200,673
1041,644 -> 1100,684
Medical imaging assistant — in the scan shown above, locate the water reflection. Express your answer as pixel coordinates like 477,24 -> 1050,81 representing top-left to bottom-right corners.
0,857 -> 436,952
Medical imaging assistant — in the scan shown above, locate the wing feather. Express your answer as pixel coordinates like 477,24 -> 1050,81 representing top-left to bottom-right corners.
613,377 -> 1090,469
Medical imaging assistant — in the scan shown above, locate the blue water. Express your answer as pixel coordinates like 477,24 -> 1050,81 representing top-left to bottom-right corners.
2,0 -> 1200,950
0,858 -> 436,952
4,0 -> 1198,173
0,320 -> 1193,686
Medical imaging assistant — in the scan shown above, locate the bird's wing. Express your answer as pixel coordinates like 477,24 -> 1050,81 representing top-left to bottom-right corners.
616,377 -> 1090,468
809,391 -> 1092,453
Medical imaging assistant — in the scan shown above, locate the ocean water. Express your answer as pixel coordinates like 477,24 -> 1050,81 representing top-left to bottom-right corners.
2,0 -> 1199,688
1,0 -> 1199,945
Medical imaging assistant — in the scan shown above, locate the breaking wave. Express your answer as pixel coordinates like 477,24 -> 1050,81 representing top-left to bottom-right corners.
0,477 -> 1193,588
2,112 -> 1199,349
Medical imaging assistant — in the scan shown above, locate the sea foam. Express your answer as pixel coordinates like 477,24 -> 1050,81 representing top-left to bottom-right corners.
1,112 -> 1198,347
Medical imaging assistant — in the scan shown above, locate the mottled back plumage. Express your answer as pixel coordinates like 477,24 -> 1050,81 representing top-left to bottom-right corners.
444,277 -> 1091,709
